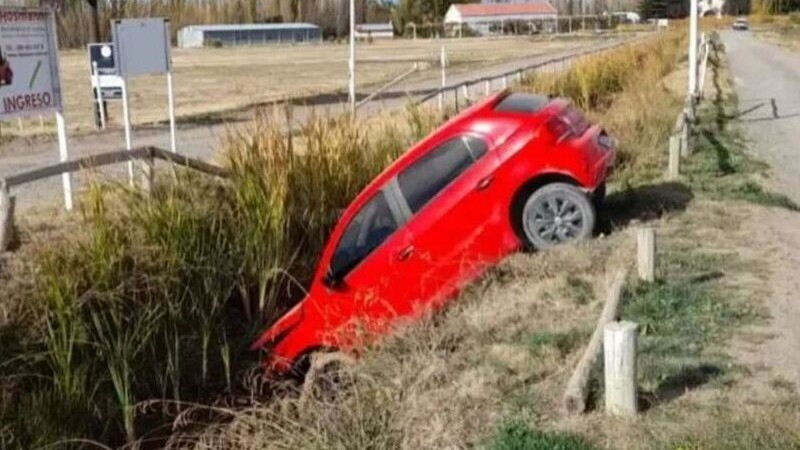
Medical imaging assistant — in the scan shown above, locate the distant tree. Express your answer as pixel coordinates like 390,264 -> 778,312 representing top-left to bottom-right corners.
393,0 -> 475,34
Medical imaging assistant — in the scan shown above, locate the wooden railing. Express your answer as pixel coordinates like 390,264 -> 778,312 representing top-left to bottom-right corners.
0,146 -> 228,251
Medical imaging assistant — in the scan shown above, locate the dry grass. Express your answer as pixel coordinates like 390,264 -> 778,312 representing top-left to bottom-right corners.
753,17 -> 800,52
173,234 -> 635,450
171,32 -> 800,450
519,32 -> 684,183
9,31 -> 793,450
5,36 -> 593,137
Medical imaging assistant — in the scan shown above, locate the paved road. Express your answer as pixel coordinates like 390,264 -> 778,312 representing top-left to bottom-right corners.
0,37 -> 629,211
723,30 -> 800,204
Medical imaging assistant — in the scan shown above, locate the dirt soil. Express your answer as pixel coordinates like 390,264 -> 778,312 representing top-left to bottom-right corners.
722,30 -> 800,396
736,208 -> 800,395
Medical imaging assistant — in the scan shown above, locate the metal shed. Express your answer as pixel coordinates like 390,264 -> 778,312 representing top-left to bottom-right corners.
177,23 -> 322,48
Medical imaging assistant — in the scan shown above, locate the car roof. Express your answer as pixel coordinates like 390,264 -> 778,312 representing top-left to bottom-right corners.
344,91 -> 559,214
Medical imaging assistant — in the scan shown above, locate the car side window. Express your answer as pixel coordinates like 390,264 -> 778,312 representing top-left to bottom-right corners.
397,136 -> 488,214
329,191 -> 398,279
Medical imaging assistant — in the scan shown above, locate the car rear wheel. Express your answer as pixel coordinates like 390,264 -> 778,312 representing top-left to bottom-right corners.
520,183 -> 596,250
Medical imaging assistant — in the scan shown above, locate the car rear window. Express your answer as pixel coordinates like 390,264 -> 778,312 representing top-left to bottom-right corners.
398,136 -> 488,214
493,93 -> 550,114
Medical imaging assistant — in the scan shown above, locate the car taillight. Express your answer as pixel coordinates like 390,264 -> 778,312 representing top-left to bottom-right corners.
598,131 -> 615,150
547,106 -> 590,143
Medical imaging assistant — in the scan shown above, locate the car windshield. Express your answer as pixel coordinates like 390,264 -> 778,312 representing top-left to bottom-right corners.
329,191 -> 398,280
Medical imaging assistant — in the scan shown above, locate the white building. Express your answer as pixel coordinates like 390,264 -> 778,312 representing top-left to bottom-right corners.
354,22 -> 395,40
177,23 -> 322,48
444,2 -> 558,35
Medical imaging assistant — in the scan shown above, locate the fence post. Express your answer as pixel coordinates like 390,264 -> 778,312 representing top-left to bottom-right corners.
140,149 -> 155,196
681,114 -> 691,157
667,135 -> 681,181
484,79 -> 491,96
637,227 -> 656,282
438,45 -> 446,112
461,84 -> 470,102
604,321 -> 639,416
0,181 -> 15,252
502,75 -> 508,89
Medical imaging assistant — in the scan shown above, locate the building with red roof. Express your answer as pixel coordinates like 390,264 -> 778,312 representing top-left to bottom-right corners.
444,1 -> 558,35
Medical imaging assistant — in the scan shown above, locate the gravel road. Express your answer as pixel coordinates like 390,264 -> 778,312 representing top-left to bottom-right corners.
723,30 -> 800,389
723,30 -> 800,204
0,37 -> 628,212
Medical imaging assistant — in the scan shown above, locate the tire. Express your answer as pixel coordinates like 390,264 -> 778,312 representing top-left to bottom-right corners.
519,182 -> 596,250
591,182 -> 607,210
300,351 -> 355,403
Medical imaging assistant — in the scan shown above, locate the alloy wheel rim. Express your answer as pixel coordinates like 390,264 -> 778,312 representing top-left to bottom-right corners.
524,194 -> 584,245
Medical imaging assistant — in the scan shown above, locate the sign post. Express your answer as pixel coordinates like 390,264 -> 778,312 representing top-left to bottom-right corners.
120,75 -> 134,183
0,8 -> 72,210
87,42 -> 123,130
348,0 -> 356,115
92,62 -> 106,129
112,17 -> 177,178
688,0 -> 699,97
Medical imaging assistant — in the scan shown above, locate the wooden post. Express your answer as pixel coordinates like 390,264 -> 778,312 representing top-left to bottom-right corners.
637,227 -> 656,282
681,118 -> 691,157
0,181 -> 15,252
604,321 -> 639,416
438,45 -> 446,112
563,268 -> 628,414
140,151 -> 154,196
667,135 -> 681,181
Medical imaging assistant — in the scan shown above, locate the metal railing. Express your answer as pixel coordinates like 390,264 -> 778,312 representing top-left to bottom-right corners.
415,36 -> 649,112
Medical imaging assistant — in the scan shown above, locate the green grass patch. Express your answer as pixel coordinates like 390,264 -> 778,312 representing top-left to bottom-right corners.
487,421 -> 599,450
560,275 -> 595,305
523,329 -> 588,358
683,128 -> 799,211
622,247 -> 757,396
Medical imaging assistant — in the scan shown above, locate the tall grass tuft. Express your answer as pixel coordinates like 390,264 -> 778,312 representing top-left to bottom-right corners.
0,105 -> 427,448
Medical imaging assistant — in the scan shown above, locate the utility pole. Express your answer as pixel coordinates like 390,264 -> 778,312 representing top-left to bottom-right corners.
87,0 -> 101,42
688,0 -> 698,97
349,0 -> 356,115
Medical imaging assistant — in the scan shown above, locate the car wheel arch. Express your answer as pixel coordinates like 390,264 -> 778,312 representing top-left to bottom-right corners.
290,345 -> 341,379
509,172 -> 583,248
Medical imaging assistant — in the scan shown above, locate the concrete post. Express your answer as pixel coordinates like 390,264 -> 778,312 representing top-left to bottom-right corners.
604,321 -> 639,416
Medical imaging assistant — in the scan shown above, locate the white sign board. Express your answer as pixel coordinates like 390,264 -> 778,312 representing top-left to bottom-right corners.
88,43 -> 123,101
111,18 -> 171,78
0,8 -> 62,118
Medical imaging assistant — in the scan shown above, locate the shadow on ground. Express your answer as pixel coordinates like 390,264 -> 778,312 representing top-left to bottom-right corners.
639,363 -> 724,411
597,182 -> 694,235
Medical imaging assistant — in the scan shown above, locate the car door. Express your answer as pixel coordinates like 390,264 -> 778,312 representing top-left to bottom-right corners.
317,187 -> 418,346
396,133 -> 504,311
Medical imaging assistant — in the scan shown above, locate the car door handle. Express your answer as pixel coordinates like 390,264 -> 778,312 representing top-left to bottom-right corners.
396,245 -> 415,261
476,175 -> 494,191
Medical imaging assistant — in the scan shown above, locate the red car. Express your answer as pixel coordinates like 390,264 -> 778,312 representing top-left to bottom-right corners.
253,90 -> 616,375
